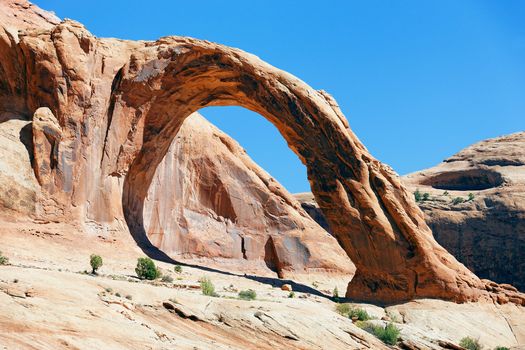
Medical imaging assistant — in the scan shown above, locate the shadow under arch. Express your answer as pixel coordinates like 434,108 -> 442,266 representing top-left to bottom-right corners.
120,37 -> 485,304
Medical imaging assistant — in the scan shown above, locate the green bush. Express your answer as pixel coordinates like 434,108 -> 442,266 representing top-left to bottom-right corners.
459,337 -> 481,350
288,291 -> 295,298
494,347 -> 509,350
357,322 -> 400,345
199,277 -> 218,297
135,257 -> 160,280
468,193 -> 475,201
422,192 -> 430,201
125,295 -> 133,300
174,265 -> 182,273
452,197 -> 465,205
0,252 -> 9,265
90,254 -> 103,274
443,191 -> 449,196
333,286 -> 339,298
414,189 -> 422,202
161,275 -> 174,283
335,304 -> 370,321
238,289 -> 257,300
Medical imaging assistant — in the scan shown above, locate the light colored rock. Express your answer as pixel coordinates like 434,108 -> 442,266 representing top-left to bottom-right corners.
281,284 -> 292,291
0,119 -> 38,215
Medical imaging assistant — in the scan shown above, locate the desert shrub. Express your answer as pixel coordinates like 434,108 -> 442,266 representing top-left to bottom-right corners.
452,197 -> 465,205
333,286 -> 339,298
115,292 -> 121,297
335,303 -> 352,316
312,281 -> 319,288
135,257 -> 160,280
443,191 -> 449,196
414,189 -> 422,202
357,322 -> 400,345
161,275 -> 174,283
288,291 -> 295,298
90,254 -> 103,274
349,308 -> 371,321
238,289 -> 257,301
174,265 -> 182,273
0,252 -> 9,265
468,192 -> 475,201
125,295 -> 133,300
199,277 -> 218,297
422,192 -> 430,201
335,304 -> 370,321
459,337 -> 481,350
494,347 -> 509,350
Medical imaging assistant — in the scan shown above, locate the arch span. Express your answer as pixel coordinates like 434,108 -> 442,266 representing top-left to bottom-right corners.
119,37 -> 485,304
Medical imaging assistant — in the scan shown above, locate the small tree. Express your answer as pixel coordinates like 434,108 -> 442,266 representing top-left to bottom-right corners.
135,257 -> 160,280
459,337 -> 482,350
199,277 -> 217,296
467,193 -> 475,201
174,265 -> 182,273
422,192 -> 430,201
90,254 -> 103,274
414,189 -> 422,202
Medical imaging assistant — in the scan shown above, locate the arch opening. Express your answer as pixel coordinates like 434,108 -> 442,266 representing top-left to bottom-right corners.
119,38 -> 489,304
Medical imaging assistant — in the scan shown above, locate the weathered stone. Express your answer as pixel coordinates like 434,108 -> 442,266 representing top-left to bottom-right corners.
1,0 -> 522,304
404,132 -> 525,291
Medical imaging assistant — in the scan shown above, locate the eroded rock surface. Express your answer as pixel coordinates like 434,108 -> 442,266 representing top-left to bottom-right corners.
1,0 -> 522,304
144,113 -> 354,275
403,132 -> 525,291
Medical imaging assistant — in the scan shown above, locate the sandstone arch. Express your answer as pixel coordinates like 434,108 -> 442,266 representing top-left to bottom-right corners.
117,37 -> 488,303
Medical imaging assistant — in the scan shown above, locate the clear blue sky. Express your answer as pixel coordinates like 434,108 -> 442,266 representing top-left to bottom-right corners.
35,1 -> 525,193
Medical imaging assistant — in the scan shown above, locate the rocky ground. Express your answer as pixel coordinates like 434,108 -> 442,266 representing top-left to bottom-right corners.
1,217 -> 524,350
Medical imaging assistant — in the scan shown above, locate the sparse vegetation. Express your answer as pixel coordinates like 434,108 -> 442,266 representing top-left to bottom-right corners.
459,337 -> 482,350
0,251 -> 10,265
161,275 -> 174,283
174,265 -> 183,273
125,295 -> 133,300
199,277 -> 218,297
468,192 -> 475,201
288,291 -> 295,298
238,289 -> 257,301
135,257 -> 161,280
115,292 -> 121,297
414,189 -> 422,202
443,191 -> 449,196
105,287 -> 113,293
452,197 -> 465,205
312,281 -> 319,288
422,192 -> 430,201
333,286 -> 339,298
90,254 -> 103,274
335,304 -> 370,321
357,321 -> 400,345
494,347 -> 509,350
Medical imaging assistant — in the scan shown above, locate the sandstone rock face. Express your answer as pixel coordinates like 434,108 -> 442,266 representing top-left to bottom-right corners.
1,0 -> 522,304
144,113 -> 354,275
403,132 -> 525,291
0,119 -> 38,215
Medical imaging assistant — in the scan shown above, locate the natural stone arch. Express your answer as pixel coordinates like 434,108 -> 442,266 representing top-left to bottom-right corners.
119,37 -> 487,304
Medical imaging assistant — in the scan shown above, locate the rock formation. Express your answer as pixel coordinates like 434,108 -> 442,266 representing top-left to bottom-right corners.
143,113 -> 354,275
1,0 -> 523,304
403,132 -> 525,292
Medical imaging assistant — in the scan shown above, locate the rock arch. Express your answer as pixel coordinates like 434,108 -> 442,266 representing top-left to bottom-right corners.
117,37 -> 487,303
